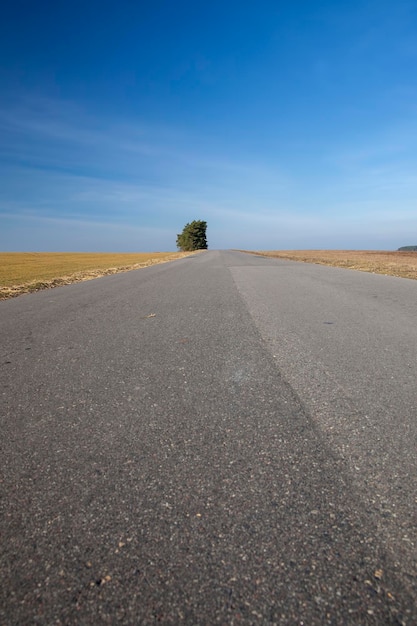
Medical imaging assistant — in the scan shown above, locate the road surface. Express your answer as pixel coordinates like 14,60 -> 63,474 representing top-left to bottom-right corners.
1,249 -> 417,624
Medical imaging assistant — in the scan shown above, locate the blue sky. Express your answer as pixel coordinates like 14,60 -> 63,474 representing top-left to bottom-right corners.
1,0 -> 417,251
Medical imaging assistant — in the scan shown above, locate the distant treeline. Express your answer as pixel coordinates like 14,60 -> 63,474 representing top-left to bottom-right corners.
398,245 -> 417,251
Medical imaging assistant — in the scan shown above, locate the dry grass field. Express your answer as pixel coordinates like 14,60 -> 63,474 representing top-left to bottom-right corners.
242,250 -> 417,280
0,251 -> 197,299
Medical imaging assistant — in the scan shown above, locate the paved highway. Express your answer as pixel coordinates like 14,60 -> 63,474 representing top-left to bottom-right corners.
1,249 -> 417,624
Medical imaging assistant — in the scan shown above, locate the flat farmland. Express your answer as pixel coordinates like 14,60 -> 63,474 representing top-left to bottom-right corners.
0,251 -> 196,299
243,249 -> 417,280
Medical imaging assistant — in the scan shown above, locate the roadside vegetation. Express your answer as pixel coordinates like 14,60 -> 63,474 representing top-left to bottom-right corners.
241,250 -> 417,280
0,251 -> 196,299
176,220 -> 208,251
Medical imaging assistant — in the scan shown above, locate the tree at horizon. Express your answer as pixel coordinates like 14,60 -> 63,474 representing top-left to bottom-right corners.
176,220 -> 208,251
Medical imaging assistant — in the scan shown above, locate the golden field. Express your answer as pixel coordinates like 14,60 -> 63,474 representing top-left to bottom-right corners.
0,251 -> 196,299
243,250 -> 417,280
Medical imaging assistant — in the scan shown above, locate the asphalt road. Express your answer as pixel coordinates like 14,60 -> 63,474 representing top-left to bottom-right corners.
1,249 -> 417,625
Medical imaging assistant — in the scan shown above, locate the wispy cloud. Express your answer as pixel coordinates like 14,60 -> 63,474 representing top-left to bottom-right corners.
0,94 -> 292,223
1,92 -> 417,251
1,209 -> 174,252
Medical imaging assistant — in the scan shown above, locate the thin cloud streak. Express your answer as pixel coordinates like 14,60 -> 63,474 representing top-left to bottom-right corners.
1,94 -> 417,251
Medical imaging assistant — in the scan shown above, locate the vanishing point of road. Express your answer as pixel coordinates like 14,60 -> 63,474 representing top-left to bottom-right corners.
1,249 -> 417,624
